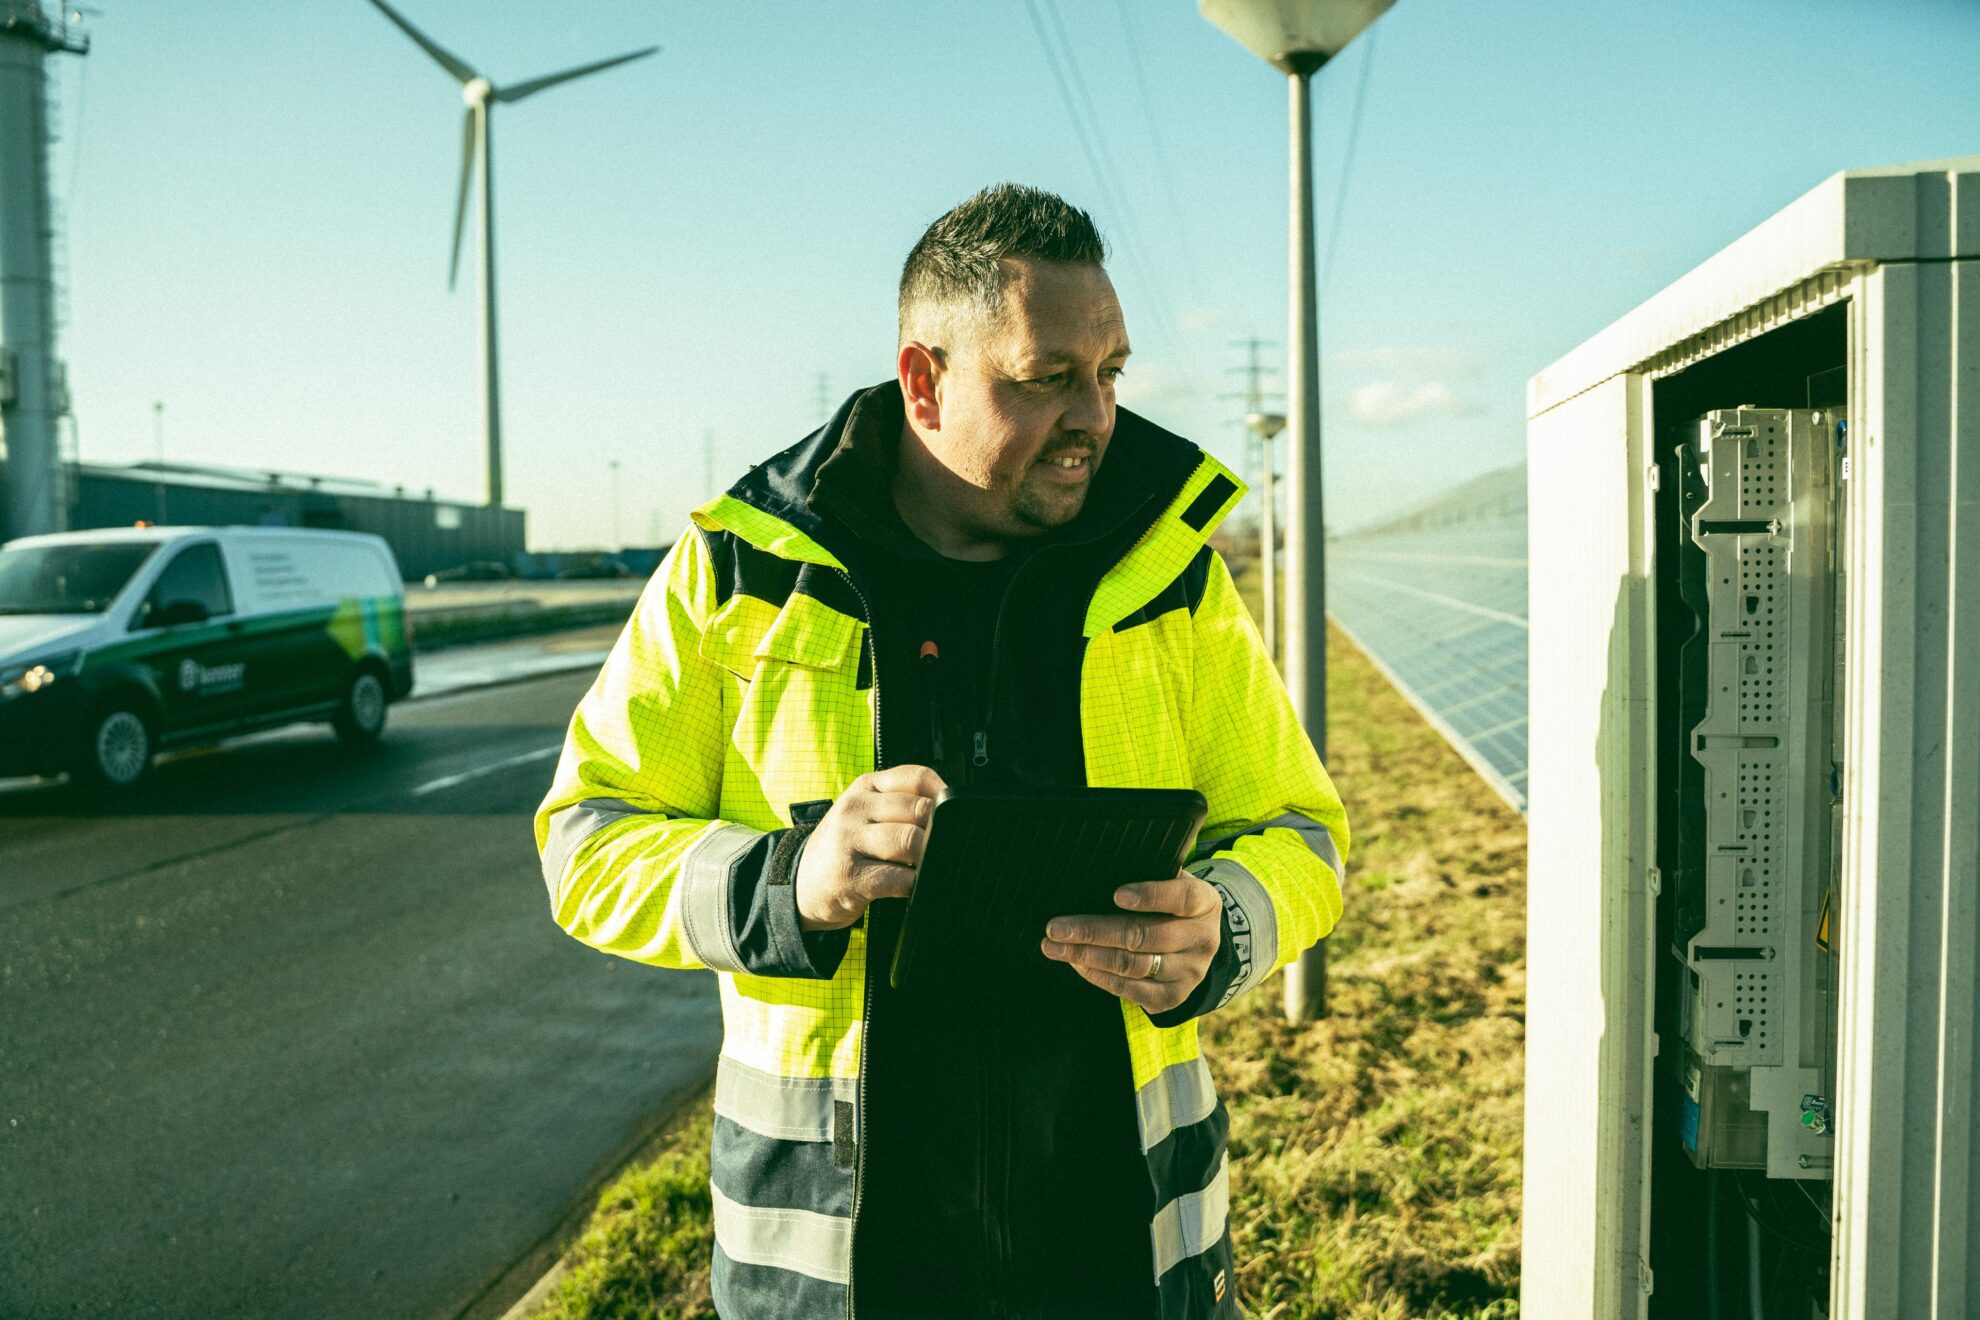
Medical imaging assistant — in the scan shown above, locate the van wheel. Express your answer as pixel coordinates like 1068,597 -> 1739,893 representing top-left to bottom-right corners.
334,668 -> 388,745
81,704 -> 154,789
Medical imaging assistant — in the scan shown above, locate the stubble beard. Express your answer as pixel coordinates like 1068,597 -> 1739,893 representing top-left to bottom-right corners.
1009,467 -> 1089,533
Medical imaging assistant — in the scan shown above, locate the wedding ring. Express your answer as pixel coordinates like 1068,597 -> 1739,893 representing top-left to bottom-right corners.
1146,952 -> 1164,980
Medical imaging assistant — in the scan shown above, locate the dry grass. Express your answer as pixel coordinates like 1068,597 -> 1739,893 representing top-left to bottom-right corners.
533,571 -> 1528,1319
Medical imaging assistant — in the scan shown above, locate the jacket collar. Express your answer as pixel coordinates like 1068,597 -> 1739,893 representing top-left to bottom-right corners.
693,379 -> 1247,635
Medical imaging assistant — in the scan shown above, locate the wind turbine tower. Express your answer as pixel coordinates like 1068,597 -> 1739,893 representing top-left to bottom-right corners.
0,2 -> 86,541
364,0 -> 655,509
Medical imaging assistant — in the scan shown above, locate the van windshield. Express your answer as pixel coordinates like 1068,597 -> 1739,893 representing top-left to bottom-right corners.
0,542 -> 160,615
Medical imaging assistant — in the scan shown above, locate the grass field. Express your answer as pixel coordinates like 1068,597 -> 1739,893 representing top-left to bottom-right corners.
531,592 -> 1528,1318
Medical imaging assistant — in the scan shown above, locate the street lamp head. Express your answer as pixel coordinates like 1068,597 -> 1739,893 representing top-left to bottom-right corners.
1198,0 -> 1395,74
1246,411 -> 1287,440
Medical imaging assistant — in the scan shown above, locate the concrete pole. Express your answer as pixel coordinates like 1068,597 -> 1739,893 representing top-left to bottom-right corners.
1281,59 -> 1329,1022
479,100 -> 504,509
0,17 -> 76,541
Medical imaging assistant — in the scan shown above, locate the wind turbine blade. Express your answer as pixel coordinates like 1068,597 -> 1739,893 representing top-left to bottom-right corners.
363,0 -> 478,84
493,46 -> 659,103
448,108 -> 477,291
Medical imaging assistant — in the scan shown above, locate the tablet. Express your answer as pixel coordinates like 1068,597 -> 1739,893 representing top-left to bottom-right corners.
887,786 -> 1209,993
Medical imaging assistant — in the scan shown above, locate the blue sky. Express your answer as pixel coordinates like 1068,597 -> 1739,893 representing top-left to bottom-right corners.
44,0 -> 1980,549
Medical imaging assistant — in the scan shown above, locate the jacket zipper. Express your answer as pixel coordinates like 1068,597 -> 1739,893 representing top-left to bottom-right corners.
971,549 -> 1043,774
840,568 -> 880,1320
968,549 -> 1056,1300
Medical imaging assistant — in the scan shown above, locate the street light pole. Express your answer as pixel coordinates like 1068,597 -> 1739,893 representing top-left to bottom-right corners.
1280,55 -> 1329,1021
1201,0 -> 1391,1022
151,401 -> 167,523
609,458 -> 621,549
1245,409 -> 1286,665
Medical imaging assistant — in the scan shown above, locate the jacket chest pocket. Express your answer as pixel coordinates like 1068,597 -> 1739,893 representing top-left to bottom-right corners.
700,590 -> 875,815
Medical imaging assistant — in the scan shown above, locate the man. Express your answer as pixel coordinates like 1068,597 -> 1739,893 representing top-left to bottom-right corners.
535,184 -> 1348,1319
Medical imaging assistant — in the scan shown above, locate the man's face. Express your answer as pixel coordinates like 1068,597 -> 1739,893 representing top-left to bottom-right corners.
920,259 -> 1130,541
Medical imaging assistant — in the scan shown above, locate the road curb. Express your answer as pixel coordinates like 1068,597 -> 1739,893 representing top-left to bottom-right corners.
495,1262 -> 569,1320
403,655 -> 610,707
459,1072 -> 717,1320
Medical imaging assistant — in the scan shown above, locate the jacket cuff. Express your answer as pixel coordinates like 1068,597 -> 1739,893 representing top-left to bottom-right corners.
1146,903 -> 1242,1028
730,799 -> 849,979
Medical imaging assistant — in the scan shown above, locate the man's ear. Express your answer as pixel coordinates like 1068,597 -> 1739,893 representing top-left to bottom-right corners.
898,342 -> 945,432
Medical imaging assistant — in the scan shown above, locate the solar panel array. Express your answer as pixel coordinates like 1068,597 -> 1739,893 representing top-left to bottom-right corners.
1327,467 -> 1529,812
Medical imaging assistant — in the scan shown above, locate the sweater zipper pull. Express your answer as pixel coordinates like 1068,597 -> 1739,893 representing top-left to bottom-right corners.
972,730 -> 989,768
918,641 -> 944,763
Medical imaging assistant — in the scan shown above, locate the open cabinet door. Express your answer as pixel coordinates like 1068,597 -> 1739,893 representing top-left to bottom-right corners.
1524,371 -> 1658,1319
1831,254 -> 1980,1320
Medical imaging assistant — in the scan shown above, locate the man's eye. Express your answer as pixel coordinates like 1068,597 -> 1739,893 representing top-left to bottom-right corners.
1102,366 -> 1125,381
1029,372 -> 1066,387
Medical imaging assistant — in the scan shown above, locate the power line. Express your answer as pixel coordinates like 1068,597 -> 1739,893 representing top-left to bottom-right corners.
1039,0 -> 1134,221
1321,27 -> 1378,295
1110,0 -> 1208,312
1037,0 -> 1192,357
1019,0 -> 1208,400
1021,0 -> 1131,228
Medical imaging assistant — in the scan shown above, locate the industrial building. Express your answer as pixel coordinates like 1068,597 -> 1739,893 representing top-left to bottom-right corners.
2,4 -> 528,582
12,458 -> 527,582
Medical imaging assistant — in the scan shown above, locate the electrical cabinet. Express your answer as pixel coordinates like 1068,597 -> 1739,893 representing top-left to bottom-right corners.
1671,408 -> 1837,1182
1522,156 -> 1979,1320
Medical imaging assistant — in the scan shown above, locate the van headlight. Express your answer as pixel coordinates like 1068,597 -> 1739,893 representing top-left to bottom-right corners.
0,651 -> 80,700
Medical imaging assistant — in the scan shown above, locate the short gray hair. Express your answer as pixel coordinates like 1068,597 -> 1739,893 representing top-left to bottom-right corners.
897,183 -> 1107,343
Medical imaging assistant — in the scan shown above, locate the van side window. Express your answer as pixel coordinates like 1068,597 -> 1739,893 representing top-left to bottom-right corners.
140,543 -> 234,627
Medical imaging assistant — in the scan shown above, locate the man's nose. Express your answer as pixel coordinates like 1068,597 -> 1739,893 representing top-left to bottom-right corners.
1061,372 -> 1113,438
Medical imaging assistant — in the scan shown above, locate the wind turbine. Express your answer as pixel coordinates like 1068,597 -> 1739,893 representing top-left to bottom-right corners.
364,0 -> 657,508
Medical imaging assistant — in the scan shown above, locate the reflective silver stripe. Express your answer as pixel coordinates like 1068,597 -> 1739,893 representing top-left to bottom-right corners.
540,797 -> 644,900
679,822 -> 766,973
1190,857 -> 1280,1010
709,1181 -> 851,1285
1150,1150 -> 1231,1280
1134,1054 -> 1217,1154
714,1055 -> 857,1144
1192,810 -> 1344,882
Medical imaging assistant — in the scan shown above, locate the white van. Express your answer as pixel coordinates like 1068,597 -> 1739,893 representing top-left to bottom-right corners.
0,526 -> 414,788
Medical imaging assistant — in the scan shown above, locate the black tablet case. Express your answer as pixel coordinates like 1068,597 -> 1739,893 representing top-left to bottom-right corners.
887,787 -> 1209,992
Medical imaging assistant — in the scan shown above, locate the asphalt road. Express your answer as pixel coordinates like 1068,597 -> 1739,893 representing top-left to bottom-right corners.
0,669 -> 724,1319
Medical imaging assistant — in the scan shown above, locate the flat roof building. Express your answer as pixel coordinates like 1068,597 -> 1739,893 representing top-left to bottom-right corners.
0,458 -> 526,581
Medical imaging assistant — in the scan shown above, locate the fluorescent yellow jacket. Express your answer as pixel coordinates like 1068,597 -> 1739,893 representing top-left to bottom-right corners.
535,403 -> 1347,1319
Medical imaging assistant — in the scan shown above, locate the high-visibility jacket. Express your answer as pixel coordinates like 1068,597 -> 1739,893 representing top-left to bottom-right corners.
535,407 -> 1349,1319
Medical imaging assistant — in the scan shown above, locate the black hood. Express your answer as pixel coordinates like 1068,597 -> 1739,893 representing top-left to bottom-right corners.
726,379 -> 1206,565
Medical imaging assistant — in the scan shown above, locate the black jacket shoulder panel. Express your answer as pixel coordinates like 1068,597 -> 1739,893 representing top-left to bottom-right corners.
1111,544 -> 1218,634
695,524 -> 867,622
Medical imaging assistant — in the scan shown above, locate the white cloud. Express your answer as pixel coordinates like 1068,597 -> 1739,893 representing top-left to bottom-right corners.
1115,362 -> 1190,412
1347,380 -> 1481,428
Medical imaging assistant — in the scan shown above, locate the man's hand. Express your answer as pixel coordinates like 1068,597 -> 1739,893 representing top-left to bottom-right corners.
1040,872 -> 1222,1014
795,765 -> 946,932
